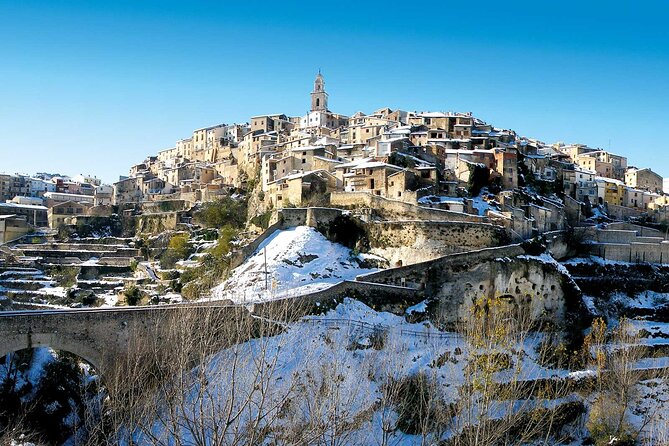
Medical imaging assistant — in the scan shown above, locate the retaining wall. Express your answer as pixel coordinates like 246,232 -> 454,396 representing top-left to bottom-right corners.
587,226 -> 669,264
330,192 -> 488,223
357,244 -> 526,288
588,241 -> 669,264
366,220 -> 508,265
250,280 -> 421,320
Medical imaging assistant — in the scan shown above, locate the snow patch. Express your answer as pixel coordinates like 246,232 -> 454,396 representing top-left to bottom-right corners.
211,226 -> 379,303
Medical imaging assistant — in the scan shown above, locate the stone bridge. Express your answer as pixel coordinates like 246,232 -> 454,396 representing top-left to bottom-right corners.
0,304 -> 249,374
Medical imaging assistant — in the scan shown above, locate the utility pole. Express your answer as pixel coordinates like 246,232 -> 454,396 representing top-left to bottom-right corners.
264,247 -> 268,292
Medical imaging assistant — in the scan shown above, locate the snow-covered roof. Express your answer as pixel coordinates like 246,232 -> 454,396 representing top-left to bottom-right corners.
289,145 -> 325,152
595,176 -> 626,186
280,169 -> 334,182
335,158 -> 403,171
313,156 -> 344,163
0,202 -> 47,211
416,111 -> 472,118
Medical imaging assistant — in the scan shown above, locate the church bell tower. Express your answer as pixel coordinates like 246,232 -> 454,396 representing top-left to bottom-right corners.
311,71 -> 329,112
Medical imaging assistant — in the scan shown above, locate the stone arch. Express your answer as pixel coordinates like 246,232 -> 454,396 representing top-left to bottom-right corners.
0,332 -> 104,373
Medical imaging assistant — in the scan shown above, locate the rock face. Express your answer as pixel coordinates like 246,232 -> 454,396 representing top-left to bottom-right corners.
359,246 -> 585,331
431,256 -> 577,328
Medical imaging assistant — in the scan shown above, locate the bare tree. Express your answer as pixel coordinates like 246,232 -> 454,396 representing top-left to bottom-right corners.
585,317 -> 658,445
448,295 -> 575,446
88,301 -> 304,446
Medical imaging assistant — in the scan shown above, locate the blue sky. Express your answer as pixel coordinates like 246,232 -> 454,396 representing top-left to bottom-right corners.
0,0 -> 667,184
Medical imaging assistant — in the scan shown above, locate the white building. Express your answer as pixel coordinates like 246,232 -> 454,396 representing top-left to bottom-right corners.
29,177 -> 55,197
664,178 -> 669,194
71,174 -> 102,186
44,191 -> 95,205
299,110 -> 342,130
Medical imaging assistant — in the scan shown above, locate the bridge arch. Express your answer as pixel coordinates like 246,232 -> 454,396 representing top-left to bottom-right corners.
0,332 -> 104,372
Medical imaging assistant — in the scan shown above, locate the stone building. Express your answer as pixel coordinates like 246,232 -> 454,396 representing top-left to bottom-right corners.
335,159 -> 403,196
0,202 -> 48,227
266,170 -> 337,208
0,214 -> 30,243
48,200 -> 92,228
625,167 -> 663,193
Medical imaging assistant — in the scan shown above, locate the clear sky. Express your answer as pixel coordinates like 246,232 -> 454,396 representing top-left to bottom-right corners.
1,0 -> 667,184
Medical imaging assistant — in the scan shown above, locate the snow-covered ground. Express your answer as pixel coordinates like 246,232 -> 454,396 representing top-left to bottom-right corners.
211,226 -> 379,303
136,298 -> 591,445
417,195 -> 464,205
0,347 -> 56,398
611,290 -> 669,310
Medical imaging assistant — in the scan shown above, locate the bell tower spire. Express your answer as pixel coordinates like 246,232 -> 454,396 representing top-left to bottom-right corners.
311,71 -> 328,112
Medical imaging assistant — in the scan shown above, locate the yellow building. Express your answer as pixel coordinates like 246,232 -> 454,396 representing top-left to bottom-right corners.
595,177 -> 625,206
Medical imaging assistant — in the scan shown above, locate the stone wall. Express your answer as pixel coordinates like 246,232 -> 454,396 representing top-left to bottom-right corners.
330,191 -> 488,223
250,280 -> 420,320
366,220 -> 508,266
596,230 -> 639,244
357,244 -> 526,288
134,212 -> 181,235
229,220 -> 284,269
586,226 -> 669,264
273,207 -> 344,230
588,241 -> 669,264
140,200 -> 188,213
306,207 -> 343,228
278,208 -> 308,227
606,222 -> 665,237
607,203 -> 645,220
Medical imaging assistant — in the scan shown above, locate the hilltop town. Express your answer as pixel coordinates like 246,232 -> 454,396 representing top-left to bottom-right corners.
3,74 -> 669,445
2,73 -> 668,246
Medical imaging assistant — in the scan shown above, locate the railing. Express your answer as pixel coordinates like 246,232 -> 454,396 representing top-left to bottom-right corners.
300,317 -> 458,340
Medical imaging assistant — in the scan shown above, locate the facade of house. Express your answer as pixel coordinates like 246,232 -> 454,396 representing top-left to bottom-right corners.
595,177 -> 626,206
335,159 -> 404,196
48,201 -> 92,228
266,170 -> 337,208
0,215 -> 31,244
625,168 -> 663,193
0,203 -> 48,227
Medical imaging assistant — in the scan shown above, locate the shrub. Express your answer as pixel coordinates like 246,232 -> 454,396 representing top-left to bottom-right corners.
586,396 -> 635,446
159,233 -> 191,269
50,266 -> 80,288
250,211 -> 272,230
124,285 -> 142,306
194,196 -> 248,229
177,226 -> 239,300
387,372 -> 451,435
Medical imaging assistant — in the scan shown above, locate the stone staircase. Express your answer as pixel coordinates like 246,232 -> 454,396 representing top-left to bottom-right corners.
0,237 -> 142,308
